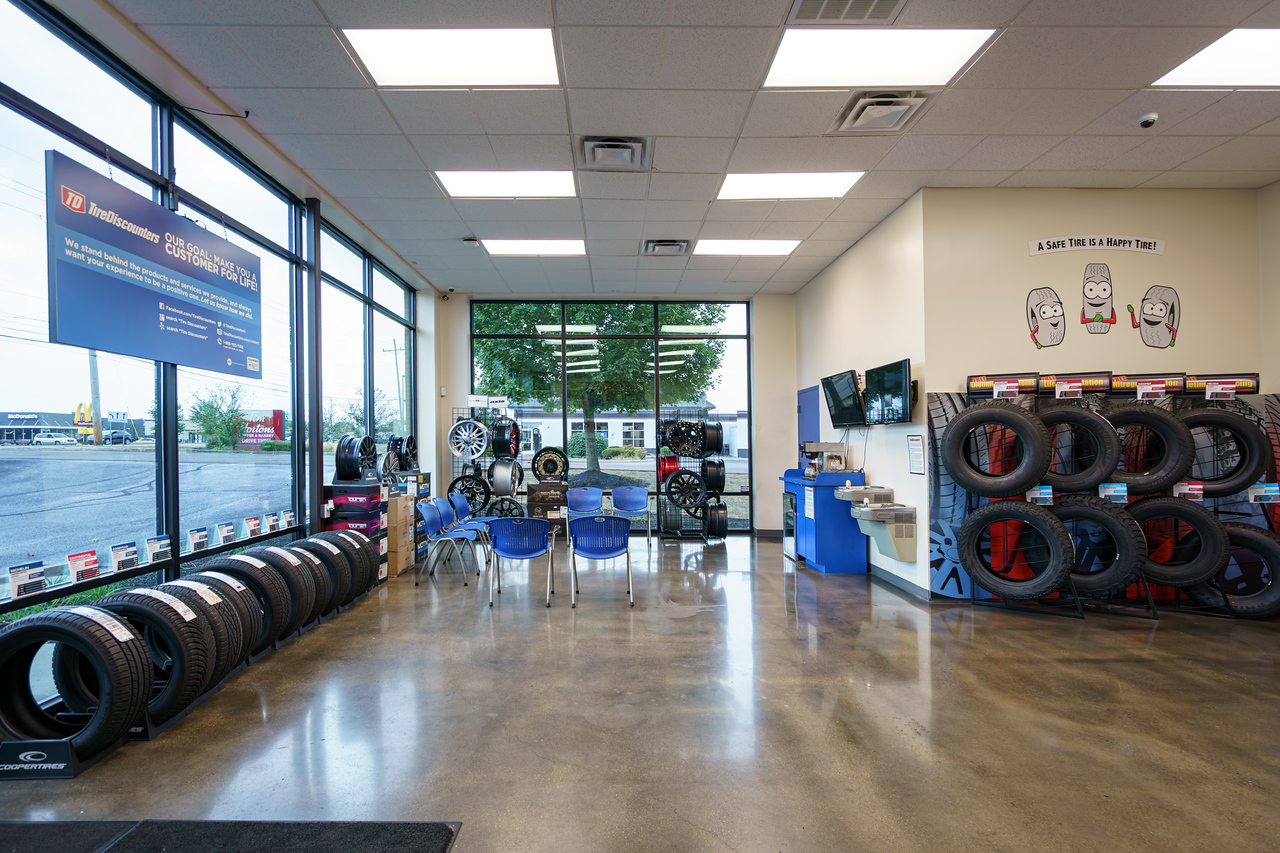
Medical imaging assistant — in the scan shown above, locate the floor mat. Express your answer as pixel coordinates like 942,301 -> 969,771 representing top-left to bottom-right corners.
1,821 -> 458,853
1,822 -> 134,853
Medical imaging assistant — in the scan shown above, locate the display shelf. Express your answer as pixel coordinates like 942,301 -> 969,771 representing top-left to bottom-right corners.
657,406 -> 722,543
448,406 -> 532,514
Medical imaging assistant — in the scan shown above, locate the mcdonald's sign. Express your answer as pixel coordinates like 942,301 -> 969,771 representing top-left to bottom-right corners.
74,403 -> 94,426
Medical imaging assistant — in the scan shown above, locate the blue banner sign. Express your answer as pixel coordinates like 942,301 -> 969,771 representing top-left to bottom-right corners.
45,151 -> 262,378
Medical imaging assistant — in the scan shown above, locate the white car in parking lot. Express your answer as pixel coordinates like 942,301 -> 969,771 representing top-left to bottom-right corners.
31,432 -> 76,445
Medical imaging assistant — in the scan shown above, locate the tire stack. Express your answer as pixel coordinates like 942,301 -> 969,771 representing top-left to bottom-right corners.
0,532 -> 381,765
659,419 -> 728,541
939,396 -> 1277,615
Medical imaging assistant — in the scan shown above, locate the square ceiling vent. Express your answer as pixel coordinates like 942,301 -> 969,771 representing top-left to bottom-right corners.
827,90 -> 936,134
575,136 -> 654,172
641,239 -> 690,256
788,0 -> 910,25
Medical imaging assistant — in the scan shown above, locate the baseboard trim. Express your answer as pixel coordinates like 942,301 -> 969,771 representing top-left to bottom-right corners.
868,565 -> 931,602
754,528 -> 782,538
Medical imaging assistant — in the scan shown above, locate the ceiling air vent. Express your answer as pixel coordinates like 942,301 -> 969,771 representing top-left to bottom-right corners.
575,136 -> 654,172
788,0 -> 910,25
827,90 -> 936,135
641,240 -> 690,256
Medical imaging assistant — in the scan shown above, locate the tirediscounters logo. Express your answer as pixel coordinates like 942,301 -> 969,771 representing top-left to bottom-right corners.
61,185 -> 86,213
0,750 -> 68,771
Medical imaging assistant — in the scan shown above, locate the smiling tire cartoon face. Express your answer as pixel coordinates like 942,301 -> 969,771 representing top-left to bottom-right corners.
1137,285 -> 1179,348
1027,287 -> 1065,349
1082,263 -> 1114,334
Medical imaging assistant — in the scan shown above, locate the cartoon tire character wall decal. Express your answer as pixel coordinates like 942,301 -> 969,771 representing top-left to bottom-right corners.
1081,263 -> 1116,333
1026,287 -> 1065,349
1128,285 -> 1180,348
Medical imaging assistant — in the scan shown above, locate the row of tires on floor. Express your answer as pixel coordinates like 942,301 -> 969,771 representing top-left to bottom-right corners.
0,532 -> 381,763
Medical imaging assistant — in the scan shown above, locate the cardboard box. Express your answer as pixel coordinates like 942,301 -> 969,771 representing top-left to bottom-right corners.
387,549 -> 414,577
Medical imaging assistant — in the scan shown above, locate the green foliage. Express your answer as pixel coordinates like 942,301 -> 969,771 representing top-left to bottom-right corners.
567,432 -> 608,458
259,440 -> 291,452
187,385 -> 248,449
602,445 -> 646,459
323,388 -> 398,440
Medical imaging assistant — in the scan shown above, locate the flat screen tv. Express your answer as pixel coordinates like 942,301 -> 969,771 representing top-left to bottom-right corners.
821,371 -> 865,429
863,359 -> 913,425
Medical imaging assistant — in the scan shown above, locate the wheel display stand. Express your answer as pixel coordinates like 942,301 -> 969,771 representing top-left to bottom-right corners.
0,731 -> 128,780
658,407 -> 723,543
450,406 -> 532,514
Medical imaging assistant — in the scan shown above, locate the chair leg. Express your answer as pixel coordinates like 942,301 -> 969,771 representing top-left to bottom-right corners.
490,554 -> 496,606
570,552 -> 577,608
546,550 -> 553,607
451,540 -> 467,585
627,550 -> 634,607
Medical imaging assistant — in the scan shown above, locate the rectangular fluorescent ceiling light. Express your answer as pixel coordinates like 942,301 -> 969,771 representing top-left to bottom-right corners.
764,28 -> 994,87
693,240 -> 800,256
718,172 -> 864,200
567,368 -> 600,374
344,29 -> 559,86
482,240 -> 586,256
660,326 -> 718,335
437,171 -> 575,198
653,349 -> 695,356
1153,30 -> 1280,86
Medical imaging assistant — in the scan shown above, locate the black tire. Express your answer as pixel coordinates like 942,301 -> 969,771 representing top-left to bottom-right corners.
189,571 -> 261,666
244,547 -> 316,637
941,401 -> 1052,498
1126,496 -> 1229,587
334,530 -> 379,589
159,581 -> 239,689
292,539 -> 353,615
1180,406 -> 1270,498
314,533 -> 368,602
91,588 -> 214,724
282,547 -> 331,626
1102,403 -> 1194,495
1050,494 -> 1146,597
957,500 -> 1075,599
0,607 -> 149,757
203,555 -> 291,653
928,392 -> 970,527
1187,523 -> 1280,618
1039,404 -> 1122,493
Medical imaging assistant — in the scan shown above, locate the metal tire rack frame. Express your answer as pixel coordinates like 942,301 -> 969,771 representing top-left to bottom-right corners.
450,406 -> 530,513
658,407 -> 721,543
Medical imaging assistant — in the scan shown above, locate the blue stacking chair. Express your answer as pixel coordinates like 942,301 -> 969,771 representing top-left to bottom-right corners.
449,492 -> 504,562
610,486 -> 652,546
568,515 -> 634,608
487,517 -> 557,608
566,486 -> 605,521
415,501 -> 481,587
434,496 -> 491,569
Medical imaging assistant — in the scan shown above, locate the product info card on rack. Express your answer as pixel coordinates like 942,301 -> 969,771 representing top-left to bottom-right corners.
44,150 -> 262,379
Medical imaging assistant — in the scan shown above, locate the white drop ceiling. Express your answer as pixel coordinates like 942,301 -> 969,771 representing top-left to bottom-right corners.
83,0 -> 1280,295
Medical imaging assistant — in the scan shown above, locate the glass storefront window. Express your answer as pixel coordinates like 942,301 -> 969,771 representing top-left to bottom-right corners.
659,302 -> 744,336
565,302 -> 653,335
321,284 -> 366,480
173,123 -> 289,248
373,266 -> 408,319
321,229 -> 364,291
373,310 -> 411,447
473,301 -> 561,336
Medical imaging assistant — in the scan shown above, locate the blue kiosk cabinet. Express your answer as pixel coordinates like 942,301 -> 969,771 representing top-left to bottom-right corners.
780,470 -> 868,574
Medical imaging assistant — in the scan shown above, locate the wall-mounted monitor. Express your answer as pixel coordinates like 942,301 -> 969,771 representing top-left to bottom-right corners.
821,370 -> 865,428
864,359 -> 914,425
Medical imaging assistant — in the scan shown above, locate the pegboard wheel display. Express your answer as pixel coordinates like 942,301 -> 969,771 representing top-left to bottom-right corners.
657,408 -> 725,542
448,407 -> 534,518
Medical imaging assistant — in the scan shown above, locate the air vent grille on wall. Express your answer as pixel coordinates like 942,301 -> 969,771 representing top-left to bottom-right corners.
575,136 -> 655,172
641,240 -> 690,256
827,90 -> 936,134
788,0 -> 910,25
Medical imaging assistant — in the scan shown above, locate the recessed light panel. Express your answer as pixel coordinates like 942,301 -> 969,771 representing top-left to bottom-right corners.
344,29 -> 560,86
437,171 -> 575,198
482,240 -> 586,256
693,240 -> 800,256
718,172 -> 864,200
764,28 -> 994,87
1153,29 -> 1280,86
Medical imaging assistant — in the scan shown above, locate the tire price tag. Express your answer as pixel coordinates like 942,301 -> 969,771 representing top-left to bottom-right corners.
1136,381 -> 1165,400
1054,379 -> 1083,399
1205,380 -> 1236,400
992,380 -> 1019,398
1026,485 -> 1053,505
1247,483 -> 1280,503
1098,483 -> 1128,504
1173,481 -> 1203,501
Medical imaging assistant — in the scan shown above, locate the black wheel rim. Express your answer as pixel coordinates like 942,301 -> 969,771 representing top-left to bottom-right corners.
666,470 -> 706,509
492,498 -> 523,517
667,422 -> 703,457
449,475 -> 491,513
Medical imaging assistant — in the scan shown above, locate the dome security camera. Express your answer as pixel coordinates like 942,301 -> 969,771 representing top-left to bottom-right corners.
1139,112 -> 1159,129
448,287 -> 456,292
441,294 -> 449,301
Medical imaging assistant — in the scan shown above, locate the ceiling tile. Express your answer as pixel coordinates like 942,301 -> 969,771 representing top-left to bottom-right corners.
647,172 -> 723,200
582,199 -> 646,220
894,0 -> 1027,26
340,197 -> 461,221
446,281 -> 512,293
644,200 -> 711,220
657,90 -> 753,136
264,133 -> 349,168
578,172 -> 650,200
685,256 -> 737,269
554,0 -> 670,25
540,257 -> 591,271
740,91 -> 851,137
1013,0 -> 1147,25
999,170 -> 1161,188
287,89 -> 400,134
1136,0 -> 1269,26
211,87 -> 314,134
876,135 -> 984,170
726,137 -> 817,171
913,88 -> 1131,136
671,0 -> 791,26
638,256 -> 687,269
516,199 -> 585,220
306,169 -> 377,197
732,256 -> 789,271
706,200 -> 775,220
453,199 -> 523,219
408,135 -> 497,169
515,280 -> 592,293
1177,136 -> 1280,171
1078,90 -> 1226,135
755,221 -> 820,239
652,137 -> 735,173
793,240 -> 854,258
804,136 -> 899,170
681,269 -> 731,283
950,135 -> 1064,170
1058,28 -> 1228,90
584,220 -> 644,239
567,89 -> 661,136
109,0 -> 210,24
837,172 -> 916,199
524,220 -> 585,238
661,28 -> 778,90
593,281 -> 638,292
1243,0 -> 1280,24
381,219 -> 469,240
1164,92 -> 1280,135
491,257 -> 544,274
1140,170 -> 1280,188
489,135 -> 574,169
1028,136 -> 1146,170
200,0 -> 327,24
757,280 -> 806,293
225,26 -> 366,88
592,271 -> 638,283
417,237 -> 486,254
380,90 -> 483,135
559,26 -> 666,89
358,169 -> 446,198
313,0 -> 442,26
443,255 -> 500,270
828,197 -> 906,221
471,89 -> 570,135
363,220 -> 447,240
642,221 -> 703,238
586,238 -> 640,255
809,221 -> 876,242
325,134 -> 423,170
698,221 -> 765,239
1250,115 -> 1280,135
590,255 -> 639,269
468,221 -> 530,239
430,0 -> 553,26
140,25 -> 268,87
724,270 -> 773,282
1106,136 -> 1232,170
955,28 -> 1117,89
767,199 -> 840,220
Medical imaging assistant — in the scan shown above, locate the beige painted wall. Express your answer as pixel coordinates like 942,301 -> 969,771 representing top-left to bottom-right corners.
749,294 -> 797,531
922,188 -> 1262,393
795,192 -> 929,590
1259,182 -> 1280,394
434,293 -> 473,487
413,288 -> 437,494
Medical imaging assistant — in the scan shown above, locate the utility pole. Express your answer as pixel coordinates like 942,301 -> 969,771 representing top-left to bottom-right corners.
88,349 -> 103,445
381,340 -> 405,430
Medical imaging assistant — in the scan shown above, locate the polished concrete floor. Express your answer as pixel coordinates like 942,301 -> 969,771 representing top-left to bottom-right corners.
3,536 -> 1279,851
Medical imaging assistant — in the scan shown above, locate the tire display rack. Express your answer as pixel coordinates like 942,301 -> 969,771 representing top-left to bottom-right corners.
448,407 -> 532,515
657,408 -> 725,543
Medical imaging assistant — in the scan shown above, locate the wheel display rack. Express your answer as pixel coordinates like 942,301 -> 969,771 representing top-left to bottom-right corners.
449,406 -> 533,515
658,407 -> 725,544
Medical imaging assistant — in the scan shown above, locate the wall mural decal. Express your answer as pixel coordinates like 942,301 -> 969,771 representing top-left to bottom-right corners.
1027,287 -> 1065,349
1081,263 -> 1115,334
1128,285 -> 1180,348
